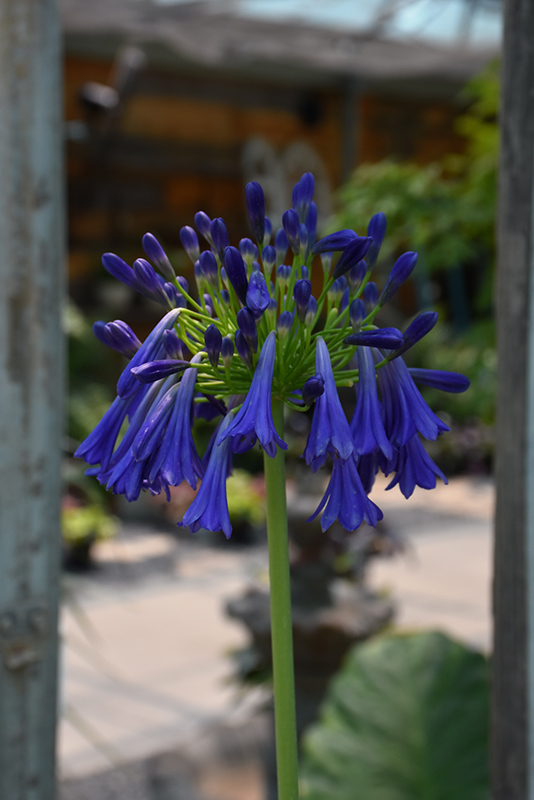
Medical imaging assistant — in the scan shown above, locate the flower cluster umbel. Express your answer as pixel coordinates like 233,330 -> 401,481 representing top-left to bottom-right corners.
76,173 -> 469,538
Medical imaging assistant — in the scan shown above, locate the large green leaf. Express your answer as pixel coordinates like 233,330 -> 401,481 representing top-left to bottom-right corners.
301,631 -> 489,800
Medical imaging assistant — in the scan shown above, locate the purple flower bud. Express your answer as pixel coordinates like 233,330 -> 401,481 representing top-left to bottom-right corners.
379,251 -> 418,305
348,260 -> 366,292
163,329 -> 187,360
305,201 -> 318,254
177,275 -> 189,294
194,211 -> 212,243
131,359 -> 189,383
199,250 -> 219,285
102,253 -> 138,289
283,209 -> 300,254
93,320 -> 141,359
224,246 -> 249,306
262,245 -> 276,278
394,311 -> 439,357
210,217 -> 229,262
344,327 -> 404,349
301,265 -> 309,280
340,286 -> 350,313
299,223 -> 308,255
251,260 -> 261,273
292,172 -> 315,222
277,310 -> 294,339
328,277 -> 346,304
305,295 -> 317,327
246,270 -> 270,319
239,238 -> 258,267
235,329 -> 253,368
333,236 -> 372,280
263,217 -> 272,247
194,261 -> 204,291
205,324 -> 223,368
294,279 -> 312,322
203,293 -> 214,316
180,226 -> 200,263
302,373 -> 324,405
245,181 -> 265,245
363,281 -> 379,312
349,298 -> 366,331
142,233 -> 175,280
274,228 -> 289,266
266,297 -> 278,319
312,229 -> 359,255
163,282 -> 186,308
237,307 -> 258,352
220,288 -> 230,305
221,336 -> 234,367
321,252 -> 333,275
367,212 -> 387,267
276,264 -> 292,289
409,368 -> 470,394
133,258 -> 167,302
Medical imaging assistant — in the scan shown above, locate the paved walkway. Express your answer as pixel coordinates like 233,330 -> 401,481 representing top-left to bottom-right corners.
58,475 -> 493,784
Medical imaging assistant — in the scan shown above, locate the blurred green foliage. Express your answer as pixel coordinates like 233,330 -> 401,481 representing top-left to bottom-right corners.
334,61 -> 498,285
333,62 -> 499,440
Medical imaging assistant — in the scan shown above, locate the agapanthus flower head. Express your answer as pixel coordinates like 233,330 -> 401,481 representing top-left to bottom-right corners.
76,172 -> 468,539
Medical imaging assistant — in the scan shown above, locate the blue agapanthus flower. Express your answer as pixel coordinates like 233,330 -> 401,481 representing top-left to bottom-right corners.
75,173 -> 469,536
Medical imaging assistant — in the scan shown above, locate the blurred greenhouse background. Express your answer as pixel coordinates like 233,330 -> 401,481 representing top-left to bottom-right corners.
56,1 -> 502,798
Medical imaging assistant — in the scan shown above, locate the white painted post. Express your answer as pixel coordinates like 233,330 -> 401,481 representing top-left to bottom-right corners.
0,2 -> 64,798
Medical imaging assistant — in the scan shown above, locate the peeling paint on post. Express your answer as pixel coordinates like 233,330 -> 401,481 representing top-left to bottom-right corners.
0,2 -> 64,799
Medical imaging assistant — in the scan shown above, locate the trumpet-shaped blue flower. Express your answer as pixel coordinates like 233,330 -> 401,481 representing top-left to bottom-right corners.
219,332 -> 286,458
382,434 -> 447,498
309,454 -> 383,532
181,414 -> 234,538
303,337 -> 354,471
351,346 -> 392,459
377,354 -> 450,445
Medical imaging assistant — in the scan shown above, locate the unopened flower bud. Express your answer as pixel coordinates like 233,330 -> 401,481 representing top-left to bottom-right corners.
194,211 -> 212,243
221,336 -> 234,367
282,209 -> 300,255
210,218 -> 230,262
277,311 -> 294,339
245,181 -> 265,245
302,373 -> 324,405
142,233 -> 175,280
205,324 -> 223,368
363,281 -> 379,312
180,226 -> 200,263
274,228 -> 289,266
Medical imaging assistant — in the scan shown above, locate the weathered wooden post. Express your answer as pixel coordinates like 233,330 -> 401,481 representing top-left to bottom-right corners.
0,2 -> 64,798
493,0 -> 534,797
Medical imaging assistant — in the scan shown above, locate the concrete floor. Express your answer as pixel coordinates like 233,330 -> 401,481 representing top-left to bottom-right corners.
58,474 -> 493,790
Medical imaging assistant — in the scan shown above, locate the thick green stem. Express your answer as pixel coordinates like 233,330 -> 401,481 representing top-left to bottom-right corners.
263,399 -> 299,800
